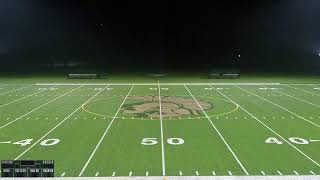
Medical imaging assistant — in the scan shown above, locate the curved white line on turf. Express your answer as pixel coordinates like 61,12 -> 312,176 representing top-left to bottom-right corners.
0,85 -> 81,130
184,85 -> 249,175
14,85 -> 107,160
0,85 -> 33,96
158,81 -> 166,177
78,85 -> 134,177
235,85 -> 320,128
213,85 -> 320,168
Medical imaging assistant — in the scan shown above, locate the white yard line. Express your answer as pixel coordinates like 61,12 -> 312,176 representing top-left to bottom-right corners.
282,84 -> 320,97
0,86 -> 57,108
0,85 -> 82,130
266,86 -> 320,108
36,83 -> 281,86
14,85 -> 107,160
0,85 -> 33,96
78,85 -> 134,176
211,85 -> 320,168
158,81 -> 166,177
184,85 -> 249,175
235,85 -> 320,128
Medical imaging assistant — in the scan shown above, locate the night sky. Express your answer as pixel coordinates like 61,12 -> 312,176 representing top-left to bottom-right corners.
1,0 -> 320,71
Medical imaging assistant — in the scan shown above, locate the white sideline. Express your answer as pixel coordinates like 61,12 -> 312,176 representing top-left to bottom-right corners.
0,85 -> 57,108
282,84 -> 320,97
35,83 -> 281,86
235,85 -> 320,128
14,85 -> 108,160
10,176 -> 320,180
211,85 -> 320,168
0,84 -> 33,95
78,85 -> 134,177
266,86 -> 320,108
158,81 -> 166,177
0,85 -> 82,129
184,85 -> 249,175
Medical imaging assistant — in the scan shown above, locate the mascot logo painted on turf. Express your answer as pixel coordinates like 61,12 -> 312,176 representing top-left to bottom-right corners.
121,96 -> 212,118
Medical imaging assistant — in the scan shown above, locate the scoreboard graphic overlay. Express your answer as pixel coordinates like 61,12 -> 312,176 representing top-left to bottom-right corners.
1,160 -> 54,177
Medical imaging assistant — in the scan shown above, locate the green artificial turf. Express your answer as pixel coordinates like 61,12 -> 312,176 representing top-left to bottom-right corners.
0,73 -> 320,177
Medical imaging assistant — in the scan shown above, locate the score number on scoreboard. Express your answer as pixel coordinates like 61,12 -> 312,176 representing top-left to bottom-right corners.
1,160 -> 54,177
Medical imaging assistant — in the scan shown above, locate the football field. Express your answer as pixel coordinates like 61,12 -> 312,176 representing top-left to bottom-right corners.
1,77 -> 320,178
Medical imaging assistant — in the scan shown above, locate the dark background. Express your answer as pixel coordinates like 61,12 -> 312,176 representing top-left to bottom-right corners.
1,0 -> 320,72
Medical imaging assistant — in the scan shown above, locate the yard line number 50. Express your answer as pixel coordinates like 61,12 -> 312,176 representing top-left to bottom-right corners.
141,138 -> 184,146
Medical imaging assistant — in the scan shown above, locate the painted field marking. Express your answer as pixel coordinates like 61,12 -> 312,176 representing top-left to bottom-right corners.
112,172 -> 116,176
310,170 -> 316,175
0,86 -> 83,130
14,85 -> 108,160
184,85 -> 249,175
0,141 -> 12,144
36,83 -> 281,86
282,84 -> 320,97
261,171 -> 266,175
266,86 -> 320,108
0,85 -> 33,96
79,85 -> 134,176
212,85 -> 320,168
235,85 -> 320,128
293,170 -> 299,175
95,172 -> 99,176
158,81 -> 166,177
309,139 -> 320,142
259,87 -> 279,90
0,88 -> 49,108
277,171 -> 282,175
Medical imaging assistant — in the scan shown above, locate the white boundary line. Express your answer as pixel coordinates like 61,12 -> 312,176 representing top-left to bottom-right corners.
184,85 -> 249,175
282,84 -> 320,97
235,85 -> 320,128
0,85 -> 57,108
210,85 -> 320,168
14,85 -> 108,160
78,85 -> 134,176
0,85 -> 82,130
0,85 -> 33,96
36,83 -> 281,86
158,81 -> 166,177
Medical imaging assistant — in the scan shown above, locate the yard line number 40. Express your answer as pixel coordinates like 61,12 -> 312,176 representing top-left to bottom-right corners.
142,138 -> 184,145
12,139 -> 60,146
266,137 -> 310,145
